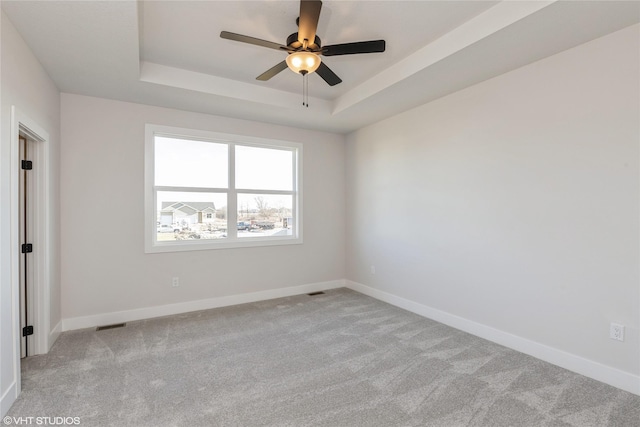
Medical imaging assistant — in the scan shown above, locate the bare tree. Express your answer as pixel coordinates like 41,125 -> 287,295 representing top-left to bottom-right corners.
241,201 -> 249,218
275,204 -> 285,222
254,196 -> 269,218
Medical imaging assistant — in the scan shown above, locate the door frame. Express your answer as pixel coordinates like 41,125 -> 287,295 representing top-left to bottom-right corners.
10,106 -> 51,386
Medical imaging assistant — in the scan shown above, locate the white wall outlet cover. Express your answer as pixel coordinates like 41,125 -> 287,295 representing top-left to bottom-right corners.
609,323 -> 625,341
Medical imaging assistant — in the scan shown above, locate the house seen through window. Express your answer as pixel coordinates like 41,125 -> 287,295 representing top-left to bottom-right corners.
145,125 -> 302,252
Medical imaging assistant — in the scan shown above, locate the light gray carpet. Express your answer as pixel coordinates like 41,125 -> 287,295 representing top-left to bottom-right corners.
7,288 -> 640,426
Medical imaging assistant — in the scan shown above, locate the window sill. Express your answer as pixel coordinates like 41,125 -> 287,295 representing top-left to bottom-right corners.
145,236 -> 303,253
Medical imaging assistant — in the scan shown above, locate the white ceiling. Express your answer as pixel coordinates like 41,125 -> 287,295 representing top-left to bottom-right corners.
2,1 -> 639,134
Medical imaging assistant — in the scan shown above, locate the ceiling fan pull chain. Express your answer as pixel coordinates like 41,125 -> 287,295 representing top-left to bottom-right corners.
301,73 -> 309,108
305,74 -> 309,107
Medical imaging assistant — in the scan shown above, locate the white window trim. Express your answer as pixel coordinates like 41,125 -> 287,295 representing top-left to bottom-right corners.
145,124 -> 303,253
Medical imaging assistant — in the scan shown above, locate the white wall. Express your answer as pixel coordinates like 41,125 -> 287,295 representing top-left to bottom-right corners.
60,94 -> 345,324
345,23 -> 639,390
0,10 -> 61,416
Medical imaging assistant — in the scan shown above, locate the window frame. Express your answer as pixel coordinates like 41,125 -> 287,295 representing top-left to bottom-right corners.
145,124 -> 303,253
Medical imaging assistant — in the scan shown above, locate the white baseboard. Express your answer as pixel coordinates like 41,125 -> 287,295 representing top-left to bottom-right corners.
345,280 -> 640,396
62,279 -> 345,332
1,381 -> 18,418
49,320 -> 62,351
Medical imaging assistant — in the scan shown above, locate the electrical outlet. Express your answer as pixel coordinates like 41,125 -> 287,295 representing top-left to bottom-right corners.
610,323 -> 624,341
370,265 -> 376,274
172,277 -> 180,287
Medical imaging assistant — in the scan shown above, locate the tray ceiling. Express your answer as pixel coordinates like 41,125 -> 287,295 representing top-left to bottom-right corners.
2,1 -> 639,133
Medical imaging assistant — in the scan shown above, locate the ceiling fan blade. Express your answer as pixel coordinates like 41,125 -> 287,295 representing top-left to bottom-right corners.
220,31 -> 288,51
256,61 -> 288,81
322,40 -> 386,56
315,62 -> 342,86
298,0 -> 322,46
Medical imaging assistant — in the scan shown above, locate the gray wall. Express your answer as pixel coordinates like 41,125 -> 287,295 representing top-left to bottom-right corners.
345,24 -> 639,376
60,94 -> 346,322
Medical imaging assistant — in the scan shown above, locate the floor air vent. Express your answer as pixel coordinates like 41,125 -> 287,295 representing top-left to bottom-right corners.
307,291 -> 325,296
96,323 -> 126,331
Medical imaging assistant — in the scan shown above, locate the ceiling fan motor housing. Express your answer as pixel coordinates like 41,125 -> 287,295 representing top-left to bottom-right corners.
287,32 -> 321,51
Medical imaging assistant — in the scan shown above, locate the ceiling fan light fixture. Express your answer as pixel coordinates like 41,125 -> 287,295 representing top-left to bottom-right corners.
286,51 -> 321,75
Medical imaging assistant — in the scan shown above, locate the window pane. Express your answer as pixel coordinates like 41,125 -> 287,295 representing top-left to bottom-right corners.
155,137 -> 228,188
236,145 -> 293,191
237,194 -> 293,238
156,191 -> 227,241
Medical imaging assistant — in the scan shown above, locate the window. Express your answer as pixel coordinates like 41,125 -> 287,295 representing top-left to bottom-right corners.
145,124 -> 302,252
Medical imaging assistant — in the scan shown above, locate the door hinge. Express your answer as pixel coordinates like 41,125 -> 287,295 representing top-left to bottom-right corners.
22,326 -> 34,337
21,160 -> 33,170
21,243 -> 33,253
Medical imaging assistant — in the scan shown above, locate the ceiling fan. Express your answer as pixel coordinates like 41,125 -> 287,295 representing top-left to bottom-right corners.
220,0 -> 386,87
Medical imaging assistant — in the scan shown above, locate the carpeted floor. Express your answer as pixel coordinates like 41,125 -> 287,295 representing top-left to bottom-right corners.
7,288 -> 640,426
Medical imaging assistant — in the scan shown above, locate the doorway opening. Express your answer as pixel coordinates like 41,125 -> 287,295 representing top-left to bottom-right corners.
18,133 -> 35,358
10,106 -> 53,362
